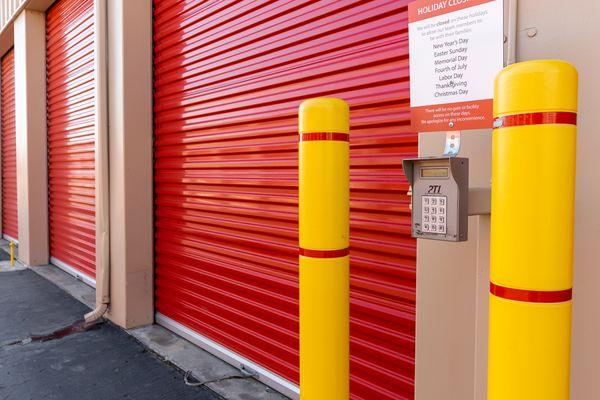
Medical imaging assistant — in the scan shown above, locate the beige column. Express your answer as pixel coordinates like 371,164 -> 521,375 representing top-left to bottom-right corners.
414,131 -> 492,400
14,9 -> 48,266
104,0 -> 154,328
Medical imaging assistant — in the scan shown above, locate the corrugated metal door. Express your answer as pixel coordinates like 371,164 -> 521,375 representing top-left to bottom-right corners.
1,49 -> 18,241
153,1 -> 416,398
46,0 -> 96,279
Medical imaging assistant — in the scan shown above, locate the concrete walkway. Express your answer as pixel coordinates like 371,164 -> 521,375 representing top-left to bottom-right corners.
0,268 -> 221,400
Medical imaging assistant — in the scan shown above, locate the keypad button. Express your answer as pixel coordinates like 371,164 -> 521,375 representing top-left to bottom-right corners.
421,196 -> 449,236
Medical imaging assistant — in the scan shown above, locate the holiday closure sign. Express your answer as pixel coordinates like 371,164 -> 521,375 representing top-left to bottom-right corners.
409,0 -> 503,131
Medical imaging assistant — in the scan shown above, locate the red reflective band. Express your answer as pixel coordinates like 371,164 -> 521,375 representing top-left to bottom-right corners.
493,111 -> 577,128
300,132 -> 349,142
490,282 -> 572,303
299,248 -> 350,258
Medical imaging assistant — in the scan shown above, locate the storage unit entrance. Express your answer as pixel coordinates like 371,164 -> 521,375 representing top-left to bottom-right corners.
1,48 -> 18,242
153,1 -> 416,398
46,0 -> 96,280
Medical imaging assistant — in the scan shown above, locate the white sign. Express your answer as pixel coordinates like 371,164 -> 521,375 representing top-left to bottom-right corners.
409,0 -> 504,131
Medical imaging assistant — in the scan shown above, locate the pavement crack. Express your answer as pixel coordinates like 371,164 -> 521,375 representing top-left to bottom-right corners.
0,337 -> 30,349
0,318 -> 103,350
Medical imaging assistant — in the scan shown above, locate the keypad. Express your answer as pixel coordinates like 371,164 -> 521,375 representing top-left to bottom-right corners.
421,196 -> 447,234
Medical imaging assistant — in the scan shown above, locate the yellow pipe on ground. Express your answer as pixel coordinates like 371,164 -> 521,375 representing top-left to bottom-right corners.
9,241 -> 15,266
299,97 -> 350,400
489,60 -> 578,400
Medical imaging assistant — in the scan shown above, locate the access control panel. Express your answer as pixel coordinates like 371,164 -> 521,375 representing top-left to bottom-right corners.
402,157 -> 469,242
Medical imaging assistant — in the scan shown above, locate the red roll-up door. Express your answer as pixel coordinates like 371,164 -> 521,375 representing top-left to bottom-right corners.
1,49 -> 18,241
46,0 -> 96,279
153,1 -> 416,399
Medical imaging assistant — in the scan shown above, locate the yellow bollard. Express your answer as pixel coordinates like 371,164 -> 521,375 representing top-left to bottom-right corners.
9,241 -> 15,267
489,60 -> 578,400
299,97 -> 350,400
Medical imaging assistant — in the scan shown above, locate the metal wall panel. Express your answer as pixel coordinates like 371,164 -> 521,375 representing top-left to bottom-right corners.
153,1 -> 416,398
46,0 -> 96,278
1,48 -> 17,240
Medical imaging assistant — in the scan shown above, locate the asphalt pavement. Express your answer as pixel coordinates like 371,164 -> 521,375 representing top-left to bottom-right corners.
0,269 -> 221,400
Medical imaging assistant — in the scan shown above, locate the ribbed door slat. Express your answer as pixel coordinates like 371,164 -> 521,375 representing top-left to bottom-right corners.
153,1 -> 416,398
46,0 -> 96,278
1,49 -> 18,240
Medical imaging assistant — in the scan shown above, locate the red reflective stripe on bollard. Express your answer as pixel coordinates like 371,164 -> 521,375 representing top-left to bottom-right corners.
490,282 -> 572,303
299,248 -> 350,258
493,111 -> 577,128
300,132 -> 349,142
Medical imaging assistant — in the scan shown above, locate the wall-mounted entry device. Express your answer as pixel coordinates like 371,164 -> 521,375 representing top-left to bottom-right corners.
403,157 -> 469,242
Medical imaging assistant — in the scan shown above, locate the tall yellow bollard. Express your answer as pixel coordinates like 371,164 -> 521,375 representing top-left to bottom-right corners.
489,60 -> 578,400
299,97 -> 350,400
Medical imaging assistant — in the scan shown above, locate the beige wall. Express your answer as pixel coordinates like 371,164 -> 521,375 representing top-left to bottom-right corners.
415,132 -> 492,400
513,2 -> 600,398
24,0 -> 54,12
14,8 -> 48,265
105,0 -> 154,328
416,1 -> 600,399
